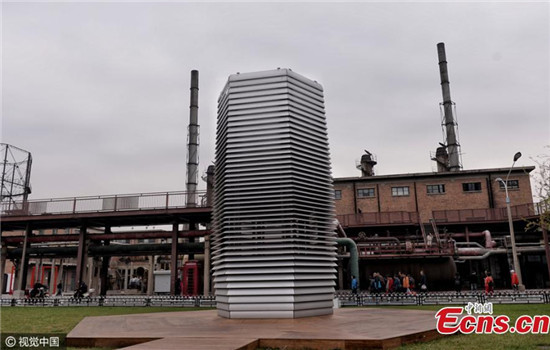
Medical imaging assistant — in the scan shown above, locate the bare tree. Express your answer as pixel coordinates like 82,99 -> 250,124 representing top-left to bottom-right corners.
527,146 -> 550,283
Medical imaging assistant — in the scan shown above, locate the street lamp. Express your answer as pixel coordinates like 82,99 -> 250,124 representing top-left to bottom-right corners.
495,151 -> 524,291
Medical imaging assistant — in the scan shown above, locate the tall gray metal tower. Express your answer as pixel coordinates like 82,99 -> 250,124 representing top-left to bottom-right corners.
186,70 -> 199,207
212,69 -> 336,318
437,42 -> 462,172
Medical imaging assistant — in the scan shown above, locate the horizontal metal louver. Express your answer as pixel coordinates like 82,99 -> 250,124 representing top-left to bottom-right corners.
212,69 -> 336,319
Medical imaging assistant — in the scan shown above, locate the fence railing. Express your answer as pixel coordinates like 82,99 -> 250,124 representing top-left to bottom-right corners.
337,211 -> 419,227
2,291 -> 549,308
335,290 -> 550,306
0,295 -> 216,307
432,203 -> 543,223
1,190 -> 209,217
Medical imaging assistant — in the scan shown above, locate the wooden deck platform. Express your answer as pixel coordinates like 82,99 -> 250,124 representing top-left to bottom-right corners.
66,308 -> 442,349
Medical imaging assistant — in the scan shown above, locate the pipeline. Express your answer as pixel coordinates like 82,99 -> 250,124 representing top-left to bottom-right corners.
7,242 -> 204,259
336,238 -> 359,287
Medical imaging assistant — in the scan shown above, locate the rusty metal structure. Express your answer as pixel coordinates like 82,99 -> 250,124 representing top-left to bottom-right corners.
0,143 -> 32,212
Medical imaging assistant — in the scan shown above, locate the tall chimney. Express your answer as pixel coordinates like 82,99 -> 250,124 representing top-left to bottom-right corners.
437,43 -> 461,171
186,70 -> 199,207
433,146 -> 449,172
359,150 -> 377,177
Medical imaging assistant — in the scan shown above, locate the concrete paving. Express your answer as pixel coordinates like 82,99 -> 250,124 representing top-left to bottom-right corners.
66,308 -> 441,349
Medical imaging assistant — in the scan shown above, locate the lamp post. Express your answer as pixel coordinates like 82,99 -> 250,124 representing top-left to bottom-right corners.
495,151 -> 524,291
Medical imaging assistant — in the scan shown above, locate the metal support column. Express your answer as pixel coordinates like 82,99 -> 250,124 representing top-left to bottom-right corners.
0,244 -> 7,294
100,239 -> 110,296
15,225 -> 31,296
203,234 -> 210,295
147,255 -> 154,296
57,258 -> 64,294
75,226 -> 87,286
170,223 -> 179,295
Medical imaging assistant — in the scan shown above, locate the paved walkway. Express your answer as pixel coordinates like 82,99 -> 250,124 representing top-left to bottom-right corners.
67,308 -> 441,349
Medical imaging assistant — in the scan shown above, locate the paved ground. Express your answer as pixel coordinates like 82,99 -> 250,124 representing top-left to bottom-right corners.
67,308 -> 441,350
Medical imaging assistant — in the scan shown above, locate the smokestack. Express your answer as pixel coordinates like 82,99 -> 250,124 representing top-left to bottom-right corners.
437,43 -> 461,171
186,70 -> 199,207
358,150 -> 377,177
433,146 -> 449,172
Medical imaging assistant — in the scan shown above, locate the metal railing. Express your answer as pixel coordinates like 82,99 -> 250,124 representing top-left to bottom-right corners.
1,190 -> 209,217
3,291 -> 549,308
335,290 -> 550,306
432,203 -> 542,223
337,211 -> 419,227
356,240 -> 455,258
0,295 -> 216,307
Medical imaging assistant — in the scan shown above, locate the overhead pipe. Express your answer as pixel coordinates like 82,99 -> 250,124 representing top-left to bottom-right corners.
1,230 -> 210,245
7,242 -> 204,259
336,238 -> 359,288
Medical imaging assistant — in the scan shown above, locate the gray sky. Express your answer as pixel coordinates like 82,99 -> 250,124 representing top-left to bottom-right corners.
2,1 -> 549,199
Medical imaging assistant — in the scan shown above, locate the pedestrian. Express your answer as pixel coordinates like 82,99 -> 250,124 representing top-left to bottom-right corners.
393,274 -> 402,293
469,271 -> 478,291
454,272 -> 462,293
510,270 -> 519,291
419,270 -> 428,292
426,233 -> 433,248
484,272 -> 494,295
408,274 -> 415,291
402,272 -> 410,293
56,282 -> 63,296
386,274 -> 394,293
351,275 -> 358,295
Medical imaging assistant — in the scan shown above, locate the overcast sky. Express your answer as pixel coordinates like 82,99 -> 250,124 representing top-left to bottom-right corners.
2,1 -> 549,199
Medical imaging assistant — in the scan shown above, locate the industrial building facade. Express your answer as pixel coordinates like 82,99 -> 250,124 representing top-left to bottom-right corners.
334,166 -> 534,222
332,156 -> 547,290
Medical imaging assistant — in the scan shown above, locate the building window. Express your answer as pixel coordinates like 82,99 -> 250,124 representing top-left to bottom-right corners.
357,188 -> 375,198
334,190 -> 342,200
463,182 -> 482,192
427,184 -> 446,194
498,180 -> 519,190
391,186 -> 409,197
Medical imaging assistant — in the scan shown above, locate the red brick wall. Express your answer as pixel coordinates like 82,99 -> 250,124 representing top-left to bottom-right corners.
334,170 -> 534,222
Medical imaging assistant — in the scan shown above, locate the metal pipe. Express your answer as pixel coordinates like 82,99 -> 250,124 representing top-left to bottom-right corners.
437,43 -> 460,171
7,242 -> 204,258
336,238 -> 359,288
186,70 -> 199,207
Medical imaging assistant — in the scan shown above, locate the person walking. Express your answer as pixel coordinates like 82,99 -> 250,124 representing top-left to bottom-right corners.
419,270 -> 428,292
469,271 -> 478,291
55,282 -> 63,296
351,275 -> 358,295
510,270 -> 519,291
402,273 -> 410,293
454,272 -> 462,293
484,272 -> 494,295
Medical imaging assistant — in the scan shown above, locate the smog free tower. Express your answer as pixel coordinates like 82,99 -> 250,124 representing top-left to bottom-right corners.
212,69 -> 336,318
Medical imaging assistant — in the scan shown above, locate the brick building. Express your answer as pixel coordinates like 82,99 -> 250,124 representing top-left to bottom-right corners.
332,158 -> 548,290
334,166 -> 534,222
